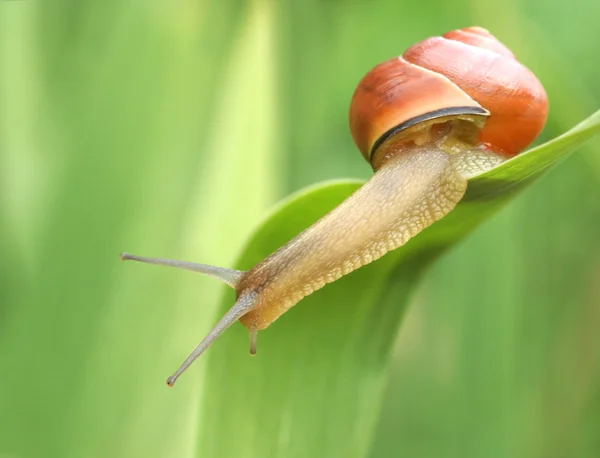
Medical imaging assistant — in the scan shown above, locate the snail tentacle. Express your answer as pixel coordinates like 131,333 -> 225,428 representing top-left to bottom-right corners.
120,252 -> 243,288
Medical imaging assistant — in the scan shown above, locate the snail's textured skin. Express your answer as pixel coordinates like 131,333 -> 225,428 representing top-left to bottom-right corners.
350,26 -> 548,160
238,145 -> 503,330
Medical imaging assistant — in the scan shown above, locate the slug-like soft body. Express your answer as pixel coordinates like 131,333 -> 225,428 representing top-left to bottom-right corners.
122,26 -> 548,386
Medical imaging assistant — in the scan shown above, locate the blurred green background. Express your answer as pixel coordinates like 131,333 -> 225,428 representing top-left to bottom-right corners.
1,1 -> 599,457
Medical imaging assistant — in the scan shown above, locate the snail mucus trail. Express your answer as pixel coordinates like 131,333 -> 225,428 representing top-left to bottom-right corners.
121,26 -> 548,386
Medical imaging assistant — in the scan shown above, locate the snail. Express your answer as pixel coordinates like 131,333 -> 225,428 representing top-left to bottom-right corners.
121,26 -> 548,386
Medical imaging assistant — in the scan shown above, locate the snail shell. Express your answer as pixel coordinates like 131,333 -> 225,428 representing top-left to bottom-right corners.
349,26 -> 548,162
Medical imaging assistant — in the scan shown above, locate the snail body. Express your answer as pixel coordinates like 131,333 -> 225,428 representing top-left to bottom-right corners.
122,27 -> 548,386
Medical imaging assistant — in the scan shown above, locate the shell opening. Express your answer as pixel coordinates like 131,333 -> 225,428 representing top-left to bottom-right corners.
369,108 -> 489,170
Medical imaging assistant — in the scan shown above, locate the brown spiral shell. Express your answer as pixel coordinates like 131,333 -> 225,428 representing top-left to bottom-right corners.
349,27 -> 548,161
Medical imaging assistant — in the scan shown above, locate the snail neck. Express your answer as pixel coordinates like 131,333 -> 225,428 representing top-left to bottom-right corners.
447,145 -> 505,178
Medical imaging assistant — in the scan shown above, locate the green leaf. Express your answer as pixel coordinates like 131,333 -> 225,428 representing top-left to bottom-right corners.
195,109 -> 600,458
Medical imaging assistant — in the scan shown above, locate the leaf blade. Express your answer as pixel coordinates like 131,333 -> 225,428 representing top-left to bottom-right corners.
196,110 -> 600,458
